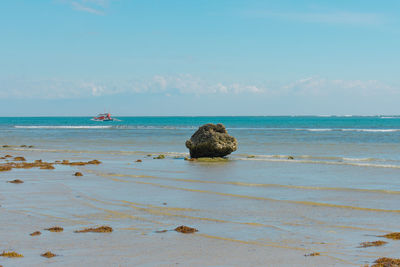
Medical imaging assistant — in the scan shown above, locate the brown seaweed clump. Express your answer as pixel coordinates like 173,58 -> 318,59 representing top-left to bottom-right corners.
153,154 -> 165,159
30,231 -> 41,236
0,251 -> 24,257
380,232 -> 400,240
74,172 -> 83,176
41,251 -> 56,258
7,179 -> 24,184
0,165 -> 12,172
360,241 -> 387,248
87,159 -> 101,164
40,164 -> 55,170
13,156 -> 26,161
1,160 -> 56,171
5,155 -> 13,158
372,257 -> 400,267
174,225 -> 198,234
45,226 -> 64,232
135,159 -> 142,162
61,160 -> 101,166
304,252 -> 320,257
74,226 -> 113,233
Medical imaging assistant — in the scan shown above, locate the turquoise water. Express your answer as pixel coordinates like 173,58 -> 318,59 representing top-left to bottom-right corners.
1,116 -> 400,265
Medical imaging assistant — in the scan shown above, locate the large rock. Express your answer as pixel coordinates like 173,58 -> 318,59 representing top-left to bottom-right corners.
185,123 -> 238,158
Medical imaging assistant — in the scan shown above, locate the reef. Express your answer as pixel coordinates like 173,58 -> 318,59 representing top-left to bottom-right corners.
185,123 -> 237,158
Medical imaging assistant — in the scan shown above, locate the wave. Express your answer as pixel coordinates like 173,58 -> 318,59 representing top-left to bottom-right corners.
295,128 -> 400,132
10,125 -> 400,132
14,125 -> 114,129
240,157 -> 400,169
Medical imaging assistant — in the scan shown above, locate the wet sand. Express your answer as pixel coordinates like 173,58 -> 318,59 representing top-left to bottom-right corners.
1,147 -> 400,266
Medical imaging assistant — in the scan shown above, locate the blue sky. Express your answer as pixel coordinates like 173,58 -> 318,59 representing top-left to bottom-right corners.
1,0 -> 399,116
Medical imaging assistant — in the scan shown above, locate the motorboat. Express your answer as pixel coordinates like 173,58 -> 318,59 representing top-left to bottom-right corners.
91,113 -> 120,121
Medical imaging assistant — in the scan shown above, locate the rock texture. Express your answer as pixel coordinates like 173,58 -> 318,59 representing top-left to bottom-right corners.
185,123 -> 237,158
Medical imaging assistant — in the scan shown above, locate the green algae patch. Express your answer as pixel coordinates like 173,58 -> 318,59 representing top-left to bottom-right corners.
196,157 -> 229,162
174,225 -> 198,234
45,226 -> 63,232
75,226 -> 113,233
41,251 -> 56,258
372,257 -> 400,267
380,232 -> 400,240
1,251 -> 24,258
153,155 -> 165,159
360,241 -> 387,248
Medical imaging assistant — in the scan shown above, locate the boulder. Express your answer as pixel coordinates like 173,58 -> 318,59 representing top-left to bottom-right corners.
185,123 -> 237,158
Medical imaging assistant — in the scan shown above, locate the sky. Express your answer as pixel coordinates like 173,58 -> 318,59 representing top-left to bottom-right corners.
1,0 -> 400,116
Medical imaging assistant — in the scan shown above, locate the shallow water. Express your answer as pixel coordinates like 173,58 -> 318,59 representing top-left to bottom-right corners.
1,116 -> 400,266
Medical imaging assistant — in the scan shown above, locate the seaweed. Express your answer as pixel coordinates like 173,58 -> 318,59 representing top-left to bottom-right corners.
135,159 -> 142,162
45,226 -> 64,232
41,251 -> 56,258
87,160 -> 101,164
153,155 -> 165,159
360,241 -> 387,248
74,226 -> 113,233
30,231 -> 41,236
304,252 -> 320,257
7,179 -> 24,184
174,225 -> 198,234
74,172 -> 83,176
13,156 -> 26,161
0,165 -> 12,172
0,251 -> 24,258
372,257 -> 400,267
380,232 -> 400,240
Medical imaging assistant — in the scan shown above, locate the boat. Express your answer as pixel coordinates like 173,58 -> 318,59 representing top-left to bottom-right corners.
91,113 -> 120,121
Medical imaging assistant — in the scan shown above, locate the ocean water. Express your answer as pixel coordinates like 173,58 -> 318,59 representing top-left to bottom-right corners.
1,116 -> 400,266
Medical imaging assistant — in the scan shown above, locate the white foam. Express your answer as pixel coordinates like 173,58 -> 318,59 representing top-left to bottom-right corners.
341,129 -> 400,132
14,125 -> 113,129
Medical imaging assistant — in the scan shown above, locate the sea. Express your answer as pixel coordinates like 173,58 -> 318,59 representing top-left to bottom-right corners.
1,116 -> 400,266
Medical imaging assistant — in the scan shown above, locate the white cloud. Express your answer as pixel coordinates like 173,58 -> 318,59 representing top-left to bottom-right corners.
60,0 -> 113,15
283,77 -> 398,96
1,75 -> 397,99
71,1 -> 104,15
0,75 -> 264,99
